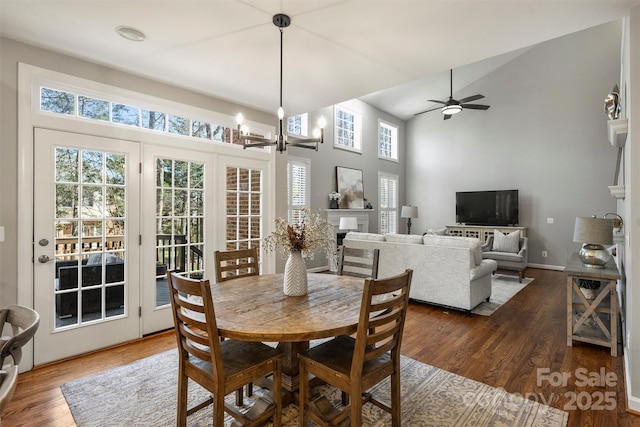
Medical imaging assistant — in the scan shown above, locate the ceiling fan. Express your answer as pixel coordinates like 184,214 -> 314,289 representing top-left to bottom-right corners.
415,69 -> 490,120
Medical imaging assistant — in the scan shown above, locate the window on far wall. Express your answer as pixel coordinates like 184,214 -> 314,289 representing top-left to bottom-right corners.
334,105 -> 362,152
378,120 -> 398,161
287,113 -> 308,136
288,157 -> 310,224
379,173 -> 398,234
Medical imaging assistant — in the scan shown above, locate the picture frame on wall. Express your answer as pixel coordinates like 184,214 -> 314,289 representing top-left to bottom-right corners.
336,166 -> 364,209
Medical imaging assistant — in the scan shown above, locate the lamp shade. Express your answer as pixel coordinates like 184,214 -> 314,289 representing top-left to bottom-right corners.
573,217 -> 613,245
339,217 -> 358,231
401,206 -> 418,219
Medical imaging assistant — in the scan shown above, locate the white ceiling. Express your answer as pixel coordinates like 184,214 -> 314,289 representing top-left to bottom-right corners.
1,1 -> 637,121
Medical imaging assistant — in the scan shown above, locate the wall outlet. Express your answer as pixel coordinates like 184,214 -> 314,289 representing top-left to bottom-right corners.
547,218 -> 554,224
542,250 -> 548,257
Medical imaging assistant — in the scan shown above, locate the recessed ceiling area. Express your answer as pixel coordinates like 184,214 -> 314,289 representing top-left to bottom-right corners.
0,1 -> 636,119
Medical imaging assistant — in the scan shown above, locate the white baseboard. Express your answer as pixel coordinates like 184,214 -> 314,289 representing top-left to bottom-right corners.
527,262 -> 565,271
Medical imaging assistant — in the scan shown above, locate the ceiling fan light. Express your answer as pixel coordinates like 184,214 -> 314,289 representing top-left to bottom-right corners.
441,105 -> 462,115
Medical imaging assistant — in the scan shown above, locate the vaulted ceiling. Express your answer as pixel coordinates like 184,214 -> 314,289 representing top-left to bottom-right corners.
1,1 -> 637,120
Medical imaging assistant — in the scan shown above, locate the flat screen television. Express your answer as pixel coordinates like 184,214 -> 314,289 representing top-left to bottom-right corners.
455,190 -> 519,226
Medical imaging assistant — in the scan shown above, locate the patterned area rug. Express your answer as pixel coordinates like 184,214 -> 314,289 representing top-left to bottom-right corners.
472,274 -> 534,316
61,349 -> 567,426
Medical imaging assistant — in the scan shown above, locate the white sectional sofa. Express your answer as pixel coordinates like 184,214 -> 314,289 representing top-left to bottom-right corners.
343,232 -> 498,312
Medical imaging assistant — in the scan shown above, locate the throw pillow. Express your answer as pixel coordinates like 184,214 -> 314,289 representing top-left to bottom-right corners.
492,230 -> 520,253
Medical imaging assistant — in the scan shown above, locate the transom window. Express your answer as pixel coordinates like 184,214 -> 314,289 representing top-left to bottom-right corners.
379,172 -> 398,234
40,87 -> 240,145
378,120 -> 398,161
334,105 -> 362,152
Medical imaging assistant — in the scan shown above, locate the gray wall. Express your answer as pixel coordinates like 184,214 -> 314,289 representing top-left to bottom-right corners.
405,20 -> 620,268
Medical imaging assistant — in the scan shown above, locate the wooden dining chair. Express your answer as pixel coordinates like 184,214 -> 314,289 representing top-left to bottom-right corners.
298,269 -> 413,427
214,247 -> 259,283
337,246 -> 380,279
214,247 -> 260,404
167,271 -> 283,427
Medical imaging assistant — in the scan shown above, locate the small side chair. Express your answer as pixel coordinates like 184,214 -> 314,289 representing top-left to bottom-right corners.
167,271 -> 283,427
298,269 -> 413,427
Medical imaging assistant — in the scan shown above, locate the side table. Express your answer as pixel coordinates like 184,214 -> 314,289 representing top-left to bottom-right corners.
565,253 -> 620,356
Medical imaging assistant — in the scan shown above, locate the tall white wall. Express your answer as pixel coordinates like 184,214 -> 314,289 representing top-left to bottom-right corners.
406,21 -> 620,269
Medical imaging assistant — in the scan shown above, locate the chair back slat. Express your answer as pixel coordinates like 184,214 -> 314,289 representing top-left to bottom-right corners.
214,248 -> 259,283
352,269 -> 412,376
167,271 -> 224,381
338,246 -> 380,279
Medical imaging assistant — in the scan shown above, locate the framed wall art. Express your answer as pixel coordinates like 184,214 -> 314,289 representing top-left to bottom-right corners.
336,166 -> 364,209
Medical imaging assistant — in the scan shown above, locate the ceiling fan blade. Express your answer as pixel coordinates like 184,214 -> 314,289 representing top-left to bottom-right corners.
462,104 -> 490,110
458,94 -> 484,104
427,99 -> 447,105
414,106 -> 443,115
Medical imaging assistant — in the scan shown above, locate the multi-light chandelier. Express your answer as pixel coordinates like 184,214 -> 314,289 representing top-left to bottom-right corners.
237,14 -> 325,153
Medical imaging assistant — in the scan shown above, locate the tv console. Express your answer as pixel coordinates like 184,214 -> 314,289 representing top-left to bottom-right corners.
446,225 -> 527,243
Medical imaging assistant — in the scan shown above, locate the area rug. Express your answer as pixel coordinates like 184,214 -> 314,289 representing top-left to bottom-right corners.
61,349 -> 567,427
472,274 -> 534,316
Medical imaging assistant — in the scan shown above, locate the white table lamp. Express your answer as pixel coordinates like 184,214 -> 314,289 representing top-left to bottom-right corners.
339,216 -> 358,231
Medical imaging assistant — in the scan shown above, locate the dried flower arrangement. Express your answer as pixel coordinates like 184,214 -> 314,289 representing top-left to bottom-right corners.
263,208 -> 336,259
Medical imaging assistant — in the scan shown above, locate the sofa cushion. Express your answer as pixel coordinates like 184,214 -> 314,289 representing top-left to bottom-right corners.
483,251 -> 524,262
344,232 -> 386,242
424,228 -> 447,236
492,230 -> 520,253
422,235 -> 483,266
384,233 -> 423,244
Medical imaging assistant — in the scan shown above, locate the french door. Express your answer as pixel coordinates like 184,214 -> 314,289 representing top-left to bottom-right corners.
141,145 -> 213,334
33,129 -> 141,364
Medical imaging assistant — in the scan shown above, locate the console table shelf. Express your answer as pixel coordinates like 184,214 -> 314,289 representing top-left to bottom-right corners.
565,253 -> 620,356
446,225 -> 526,243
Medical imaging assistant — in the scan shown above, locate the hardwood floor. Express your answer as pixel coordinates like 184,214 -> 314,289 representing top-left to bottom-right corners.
2,268 -> 639,426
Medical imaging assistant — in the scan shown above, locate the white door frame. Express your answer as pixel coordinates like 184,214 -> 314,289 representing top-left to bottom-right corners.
17,63 -> 276,371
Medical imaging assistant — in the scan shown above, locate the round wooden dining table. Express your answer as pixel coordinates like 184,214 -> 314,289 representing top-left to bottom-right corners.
209,272 -> 365,392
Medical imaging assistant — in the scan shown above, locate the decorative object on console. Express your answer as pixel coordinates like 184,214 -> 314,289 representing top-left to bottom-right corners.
236,14 -> 325,153
336,166 -> 364,209
263,208 -> 335,295
577,278 -> 602,301
329,191 -> 341,209
604,212 -> 623,232
604,84 -> 621,120
401,205 -> 418,234
573,216 -> 614,269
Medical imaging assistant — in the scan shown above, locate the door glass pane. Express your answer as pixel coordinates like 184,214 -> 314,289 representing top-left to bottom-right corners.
54,147 -> 127,329
225,167 -> 262,266
155,158 -> 205,308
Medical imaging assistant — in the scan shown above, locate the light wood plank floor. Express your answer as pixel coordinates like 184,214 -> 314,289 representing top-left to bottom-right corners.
2,268 -> 639,426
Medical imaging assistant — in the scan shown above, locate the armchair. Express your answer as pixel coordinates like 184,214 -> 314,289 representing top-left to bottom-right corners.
482,236 -> 528,283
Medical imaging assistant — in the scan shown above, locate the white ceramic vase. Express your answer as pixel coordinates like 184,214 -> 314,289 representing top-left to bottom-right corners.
284,250 -> 308,296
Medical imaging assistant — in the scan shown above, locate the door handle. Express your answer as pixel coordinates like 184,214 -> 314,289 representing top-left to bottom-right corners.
37,255 -> 55,263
